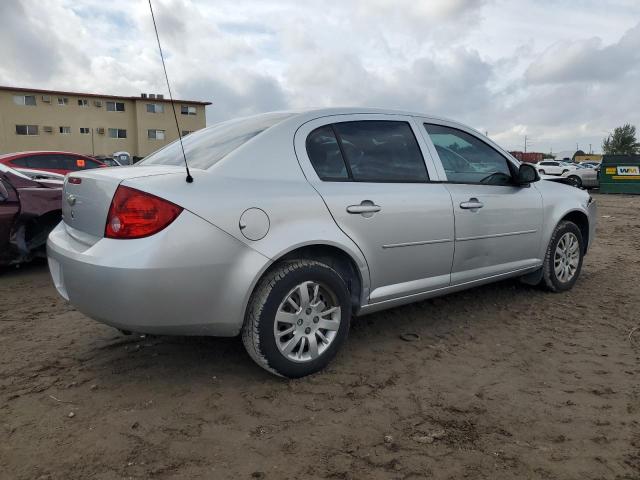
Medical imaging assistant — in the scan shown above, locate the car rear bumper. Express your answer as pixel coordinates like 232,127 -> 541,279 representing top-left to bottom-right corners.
47,211 -> 270,336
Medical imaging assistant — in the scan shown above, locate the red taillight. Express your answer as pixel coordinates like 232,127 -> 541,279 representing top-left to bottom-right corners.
105,186 -> 183,239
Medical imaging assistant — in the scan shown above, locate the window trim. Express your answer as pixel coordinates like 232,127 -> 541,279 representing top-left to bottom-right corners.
308,120 -> 431,184
422,122 -> 518,186
13,95 -> 37,106
108,128 -> 127,139
106,101 -> 126,112
15,124 -> 39,136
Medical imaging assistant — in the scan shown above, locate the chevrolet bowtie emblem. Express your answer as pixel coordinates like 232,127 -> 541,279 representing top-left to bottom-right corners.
66,194 -> 77,206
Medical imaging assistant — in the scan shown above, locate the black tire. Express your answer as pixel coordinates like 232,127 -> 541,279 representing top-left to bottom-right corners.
538,169 -> 545,174
567,175 -> 582,188
242,260 -> 351,378
540,221 -> 584,292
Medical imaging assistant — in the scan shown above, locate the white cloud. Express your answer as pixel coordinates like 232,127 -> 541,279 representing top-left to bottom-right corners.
0,0 -> 639,153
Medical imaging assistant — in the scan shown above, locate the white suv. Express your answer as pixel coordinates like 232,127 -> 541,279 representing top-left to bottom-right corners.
536,161 -> 578,175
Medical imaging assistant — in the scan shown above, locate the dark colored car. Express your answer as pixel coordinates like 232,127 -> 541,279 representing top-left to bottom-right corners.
0,164 -> 62,266
0,151 -> 107,176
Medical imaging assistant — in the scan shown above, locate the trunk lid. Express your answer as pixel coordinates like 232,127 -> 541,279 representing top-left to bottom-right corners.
62,165 -> 185,241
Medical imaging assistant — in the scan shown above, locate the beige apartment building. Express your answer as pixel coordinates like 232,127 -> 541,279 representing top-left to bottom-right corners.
0,86 -> 211,158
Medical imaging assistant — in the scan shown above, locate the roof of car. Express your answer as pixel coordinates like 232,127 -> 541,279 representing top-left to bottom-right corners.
0,151 -> 96,160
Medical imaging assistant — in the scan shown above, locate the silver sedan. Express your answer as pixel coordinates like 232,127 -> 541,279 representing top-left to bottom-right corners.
47,108 -> 597,377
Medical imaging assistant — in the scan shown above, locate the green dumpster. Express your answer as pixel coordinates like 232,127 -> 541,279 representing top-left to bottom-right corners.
599,154 -> 640,194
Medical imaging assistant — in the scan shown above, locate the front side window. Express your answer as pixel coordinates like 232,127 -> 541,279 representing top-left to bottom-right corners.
147,129 -> 166,140
424,124 -> 513,185
13,95 -> 36,106
331,121 -> 428,182
306,126 -> 349,180
108,128 -> 127,139
106,101 -> 125,112
59,126 -> 71,134
16,125 -> 38,135
181,105 -> 196,115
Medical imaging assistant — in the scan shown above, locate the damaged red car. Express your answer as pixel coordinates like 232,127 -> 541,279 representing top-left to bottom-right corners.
0,164 -> 62,266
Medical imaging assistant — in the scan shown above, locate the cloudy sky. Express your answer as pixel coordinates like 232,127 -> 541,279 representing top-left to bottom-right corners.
1,0 -> 639,154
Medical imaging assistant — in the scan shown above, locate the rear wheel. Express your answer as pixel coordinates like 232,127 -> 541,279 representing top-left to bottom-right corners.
541,221 -> 584,292
242,260 -> 351,378
567,175 -> 582,188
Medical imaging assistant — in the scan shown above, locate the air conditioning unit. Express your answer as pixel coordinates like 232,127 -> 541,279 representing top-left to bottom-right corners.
97,127 -> 105,135
94,100 -> 103,107
42,95 -> 51,103
43,126 -> 53,133
141,93 -> 148,99
157,94 -> 164,100
149,94 -> 156,99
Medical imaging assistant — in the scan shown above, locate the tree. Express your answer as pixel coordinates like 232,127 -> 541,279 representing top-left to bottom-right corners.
602,124 -> 640,155
572,150 -> 586,161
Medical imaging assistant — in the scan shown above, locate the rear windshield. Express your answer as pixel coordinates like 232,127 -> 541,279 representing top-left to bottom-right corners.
138,112 -> 294,169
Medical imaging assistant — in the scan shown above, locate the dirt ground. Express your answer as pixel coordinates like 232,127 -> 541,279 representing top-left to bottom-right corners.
1,193 -> 639,480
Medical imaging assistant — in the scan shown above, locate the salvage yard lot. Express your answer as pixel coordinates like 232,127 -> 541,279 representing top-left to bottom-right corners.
1,193 -> 639,480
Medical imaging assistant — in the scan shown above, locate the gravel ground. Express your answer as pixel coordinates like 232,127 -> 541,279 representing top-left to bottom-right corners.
1,193 -> 639,480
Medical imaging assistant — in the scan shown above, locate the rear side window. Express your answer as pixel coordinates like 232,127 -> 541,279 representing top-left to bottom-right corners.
305,126 -> 349,180
306,121 -> 428,182
9,158 -> 29,167
334,121 -> 428,182
23,155 -> 64,169
424,124 -> 513,185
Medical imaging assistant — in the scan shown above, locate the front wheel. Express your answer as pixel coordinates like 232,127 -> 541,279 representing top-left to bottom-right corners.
242,260 -> 351,378
541,221 -> 584,292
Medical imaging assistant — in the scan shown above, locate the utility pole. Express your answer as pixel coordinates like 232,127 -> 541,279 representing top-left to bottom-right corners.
589,144 -> 592,154
524,135 -> 528,153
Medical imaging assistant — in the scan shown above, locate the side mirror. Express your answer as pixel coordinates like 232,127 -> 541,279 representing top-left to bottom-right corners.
516,163 -> 539,185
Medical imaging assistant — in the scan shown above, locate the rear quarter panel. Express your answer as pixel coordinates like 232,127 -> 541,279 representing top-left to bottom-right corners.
122,120 -> 372,306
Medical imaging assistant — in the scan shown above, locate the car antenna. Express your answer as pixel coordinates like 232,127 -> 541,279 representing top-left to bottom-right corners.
147,0 -> 193,183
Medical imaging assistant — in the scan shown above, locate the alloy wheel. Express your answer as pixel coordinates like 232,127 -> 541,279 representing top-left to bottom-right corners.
554,232 -> 580,283
274,281 -> 341,362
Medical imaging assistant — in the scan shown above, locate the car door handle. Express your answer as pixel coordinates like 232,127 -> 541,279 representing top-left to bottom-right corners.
346,201 -> 381,215
459,198 -> 484,210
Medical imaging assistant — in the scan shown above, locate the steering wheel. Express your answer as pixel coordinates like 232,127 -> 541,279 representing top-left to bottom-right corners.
479,172 -> 512,185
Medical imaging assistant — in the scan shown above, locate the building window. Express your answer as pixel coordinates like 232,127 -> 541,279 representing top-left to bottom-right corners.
59,126 -> 71,134
58,97 -> 69,106
78,99 -> 89,107
106,101 -> 125,112
13,95 -> 37,106
182,130 -> 193,136
148,129 -> 166,140
108,128 -> 127,139
80,127 -> 90,134
181,105 -> 196,115
146,103 -> 164,113
16,125 -> 38,135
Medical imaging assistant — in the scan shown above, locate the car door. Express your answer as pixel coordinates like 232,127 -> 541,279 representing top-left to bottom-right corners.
294,114 -> 455,304
0,173 -> 20,261
420,121 -> 543,285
